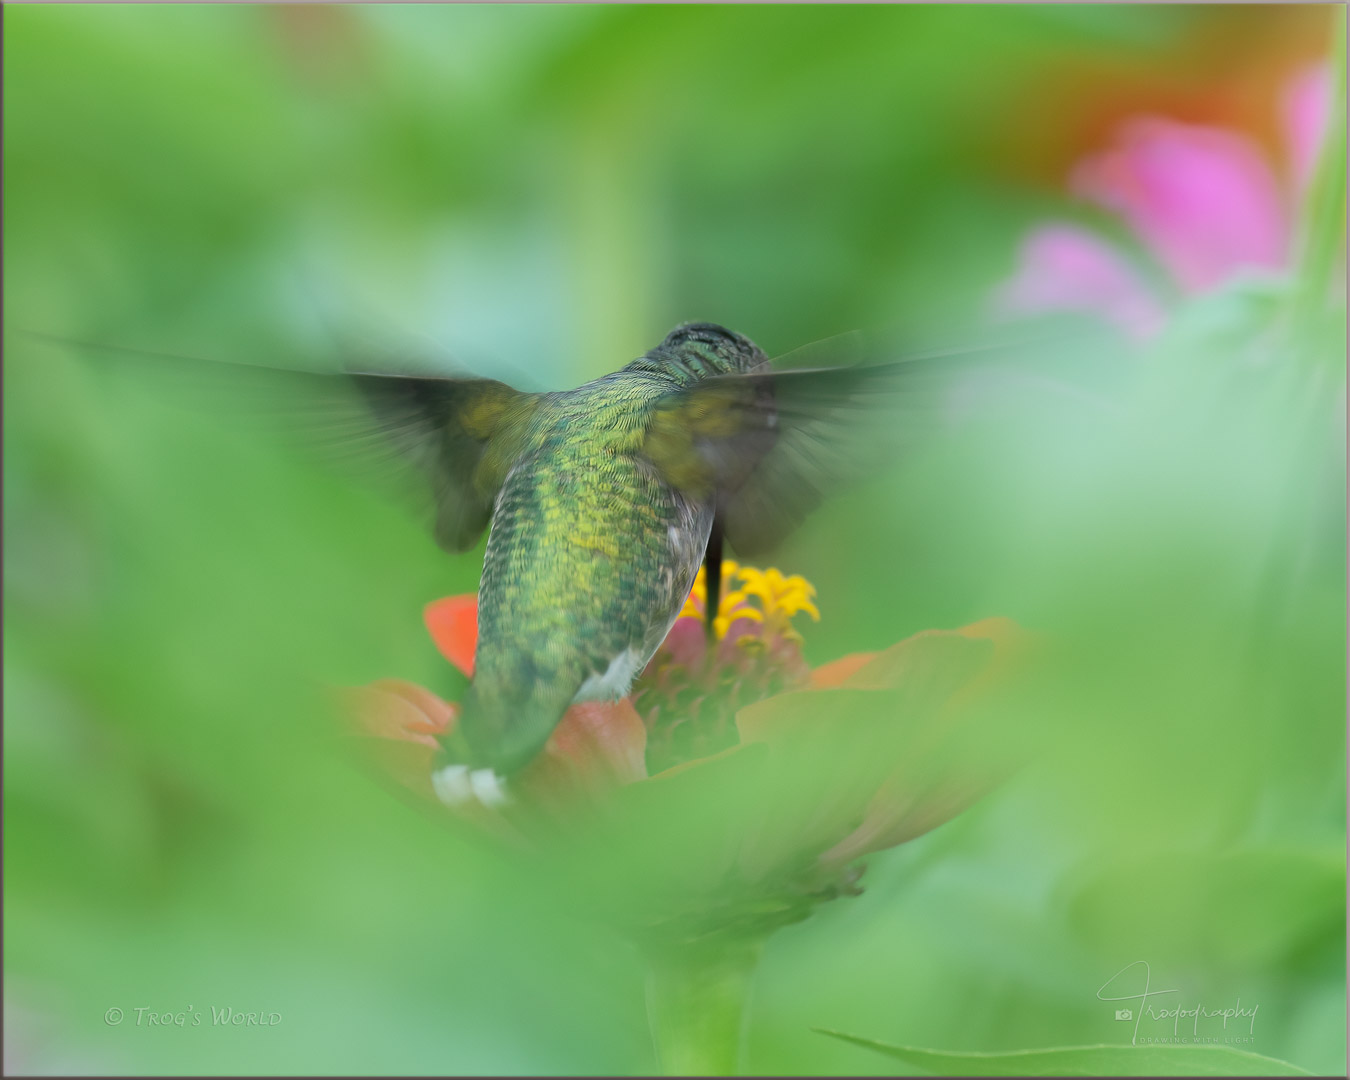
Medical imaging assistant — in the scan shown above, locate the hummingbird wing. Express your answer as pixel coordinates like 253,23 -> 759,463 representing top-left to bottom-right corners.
343,371 -> 536,552
641,345 -> 1058,558
31,334 -> 535,553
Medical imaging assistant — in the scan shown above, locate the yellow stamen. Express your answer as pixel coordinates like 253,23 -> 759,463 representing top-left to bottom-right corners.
737,567 -> 821,622
713,605 -> 763,640
679,592 -> 703,621
677,562 -> 820,640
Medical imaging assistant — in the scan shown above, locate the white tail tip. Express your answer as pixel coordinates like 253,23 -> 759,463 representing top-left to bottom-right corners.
433,764 -> 511,809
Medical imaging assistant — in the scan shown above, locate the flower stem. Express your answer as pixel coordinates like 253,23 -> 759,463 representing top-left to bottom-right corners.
644,940 -> 763,1076
1289,6 -> 1346,349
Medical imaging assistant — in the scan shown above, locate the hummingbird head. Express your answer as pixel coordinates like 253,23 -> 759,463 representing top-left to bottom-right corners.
631,322 -> 768,386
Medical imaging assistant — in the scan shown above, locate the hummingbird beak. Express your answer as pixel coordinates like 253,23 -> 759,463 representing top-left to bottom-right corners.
703,514 -> 725,644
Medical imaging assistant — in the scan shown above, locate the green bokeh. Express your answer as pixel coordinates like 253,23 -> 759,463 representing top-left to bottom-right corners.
5,5 -> 1344,1076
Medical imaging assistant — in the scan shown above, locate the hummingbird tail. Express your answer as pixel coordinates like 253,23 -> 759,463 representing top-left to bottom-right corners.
442,680 -> 573,777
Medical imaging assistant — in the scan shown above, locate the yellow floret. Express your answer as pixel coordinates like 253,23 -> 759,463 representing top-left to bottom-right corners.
678,561 -> 819,640
737,566 -> 821,622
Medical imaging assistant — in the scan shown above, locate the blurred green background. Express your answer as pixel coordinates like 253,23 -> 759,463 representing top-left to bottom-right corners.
4,4 -> 1344,1076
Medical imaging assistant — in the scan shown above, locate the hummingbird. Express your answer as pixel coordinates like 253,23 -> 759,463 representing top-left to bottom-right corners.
347,321 -> 915,804
43,320 -> 1040,803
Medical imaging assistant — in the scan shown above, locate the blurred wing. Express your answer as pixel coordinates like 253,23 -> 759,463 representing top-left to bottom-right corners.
343,372 -> 536,552
42,335 -> 535,553
641,350 -> 1014,558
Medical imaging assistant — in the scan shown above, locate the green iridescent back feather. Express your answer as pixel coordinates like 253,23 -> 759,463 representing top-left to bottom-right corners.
457,325 -> 767,771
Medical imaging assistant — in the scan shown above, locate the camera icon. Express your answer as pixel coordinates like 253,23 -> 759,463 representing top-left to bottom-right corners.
1115,1009 -> 1133,1021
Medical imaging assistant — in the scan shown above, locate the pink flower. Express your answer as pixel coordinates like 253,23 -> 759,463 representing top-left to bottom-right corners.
996,64 -> 1332,339
993,224 -> 1166,341
1071,118 -> 1288,294
1284,65 -> 1333,196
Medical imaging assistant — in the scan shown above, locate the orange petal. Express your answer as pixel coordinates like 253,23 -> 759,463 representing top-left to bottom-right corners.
808,652 -> 878,688
366,679 -> 458,740
338,680 -> 460,801
423,595 -> 479,676
731,688 -> 908,882
731,624 -> 1035,876
955,615 -> 1024,647
341,680 -> 457,748
815,618 -> 1037,867
518,700 -> 648,810
948,616 -> 1039,713
819,765 -> 1005,868
833,628 -> 995,691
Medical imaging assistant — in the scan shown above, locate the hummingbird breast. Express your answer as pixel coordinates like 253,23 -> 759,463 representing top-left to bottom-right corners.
461,375 -> 712,769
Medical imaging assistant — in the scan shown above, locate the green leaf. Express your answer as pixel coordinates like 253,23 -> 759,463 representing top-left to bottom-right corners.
1062,846 -> 1347,971
813,1030 -> 1315,1076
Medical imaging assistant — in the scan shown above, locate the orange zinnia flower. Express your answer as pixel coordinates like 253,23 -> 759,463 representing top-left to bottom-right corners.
344,566 -> 1033,928
342,567 -> 1035,1074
